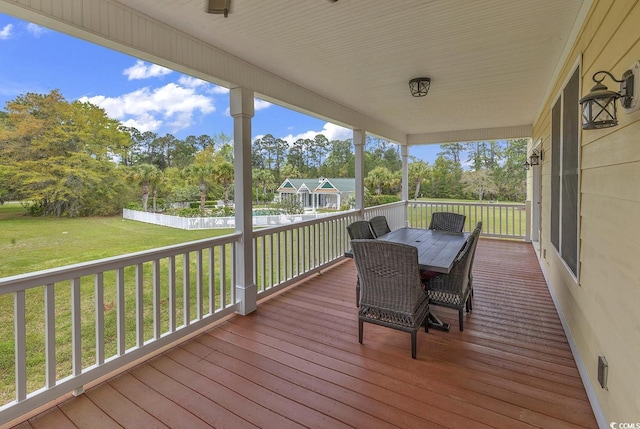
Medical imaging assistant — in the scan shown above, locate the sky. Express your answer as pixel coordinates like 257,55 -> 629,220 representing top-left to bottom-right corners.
0,13 -> 441,163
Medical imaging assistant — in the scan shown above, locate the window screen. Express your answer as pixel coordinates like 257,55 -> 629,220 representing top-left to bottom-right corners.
550,66 -> 579,277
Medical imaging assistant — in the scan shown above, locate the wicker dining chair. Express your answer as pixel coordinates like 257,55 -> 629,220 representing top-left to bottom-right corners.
351,239 -> 430,359
347,220 -> 375,306
369,215 -> 392,238
428,212 -> 466,232
422,233 -> 476,331
347,220 -> 375,240
466,221 -> 482,311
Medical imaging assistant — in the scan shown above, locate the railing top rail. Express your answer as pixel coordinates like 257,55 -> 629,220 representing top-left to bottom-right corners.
252,210 -> 359,237
0,232 -> 242,293
410,200 -> 525,207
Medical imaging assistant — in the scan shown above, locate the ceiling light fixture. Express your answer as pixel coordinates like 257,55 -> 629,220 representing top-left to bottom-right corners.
409,77 -> 431,97
206,0 -> 230,17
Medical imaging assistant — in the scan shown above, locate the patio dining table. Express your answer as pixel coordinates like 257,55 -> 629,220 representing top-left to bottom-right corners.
346,227 -> 470,331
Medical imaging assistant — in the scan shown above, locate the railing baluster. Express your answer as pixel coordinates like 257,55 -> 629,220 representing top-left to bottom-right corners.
183,253 -> 190,326
220,245 -> 226,309
196,250 -> 203,320
208,247 -> 214,315
14,290 -> 27,402
152,260 -> 161,339
116,267 -> 125,355
135,265 -> 144,346
95,273 -> 105,365
168,256 -> 176,332
71,278 -> 82,391
45,283 -> 56,388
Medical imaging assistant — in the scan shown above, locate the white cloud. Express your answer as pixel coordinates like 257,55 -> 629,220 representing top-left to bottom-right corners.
178,75 -> 208,88
26,23 -> 46,37
254,99 -> 272,111
0,24 -> 13,40
209,85 -> 229,95
281,122 -> 351,144
123,60 -> 173,80
79,82 -> 215,133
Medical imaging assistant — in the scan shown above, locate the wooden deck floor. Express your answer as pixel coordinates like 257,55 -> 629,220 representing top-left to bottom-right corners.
13,239 -> 598,428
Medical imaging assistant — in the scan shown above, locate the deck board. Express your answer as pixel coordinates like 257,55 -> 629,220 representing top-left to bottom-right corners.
13,239 -> 598,429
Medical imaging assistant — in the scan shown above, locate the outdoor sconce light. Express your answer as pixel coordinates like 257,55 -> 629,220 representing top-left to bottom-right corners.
523,160 -> 530,171
206,0 -> 230,17
409,77 -> 431,97
529,149 -> 542,166
579,68 -> 636,129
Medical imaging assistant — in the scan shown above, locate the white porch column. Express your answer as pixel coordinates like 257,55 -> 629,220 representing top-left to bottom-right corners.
401,145 -> 409,227
230,86 -> 256,315
353,129 -> 365,214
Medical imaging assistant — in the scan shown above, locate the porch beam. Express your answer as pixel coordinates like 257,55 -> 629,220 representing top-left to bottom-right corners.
230,86 -> 256,315
401,145 -> 409,227
353,129 -> 365,214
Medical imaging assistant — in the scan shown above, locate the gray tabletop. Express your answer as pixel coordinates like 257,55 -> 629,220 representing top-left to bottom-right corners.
376,227 -> 469,273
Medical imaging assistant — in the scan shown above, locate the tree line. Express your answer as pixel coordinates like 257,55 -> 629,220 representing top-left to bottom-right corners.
0,90 -> 526,217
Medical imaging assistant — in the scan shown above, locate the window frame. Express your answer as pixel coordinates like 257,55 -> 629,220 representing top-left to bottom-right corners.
550,60 -> 581,280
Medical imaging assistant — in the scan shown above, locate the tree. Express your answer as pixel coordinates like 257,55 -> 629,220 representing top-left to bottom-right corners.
252,168 -> 275,204
183,148 -> 216,211
461,169 -> 498,201
320,139 -> 355,178
408,160 -> 431,199
438,143 -> 464,164
365,166 -> 394,195
126,163 -> 162,211
0,90 -> 131,216
213,157 -> 234,204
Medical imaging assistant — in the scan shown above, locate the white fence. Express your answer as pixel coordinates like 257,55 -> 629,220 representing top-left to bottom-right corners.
122,208 -> 334,230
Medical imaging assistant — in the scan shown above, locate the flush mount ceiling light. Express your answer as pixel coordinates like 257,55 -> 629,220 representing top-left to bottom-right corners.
409,77 -> 431,97
579,67 -> 636,129
206,0 -> 231,17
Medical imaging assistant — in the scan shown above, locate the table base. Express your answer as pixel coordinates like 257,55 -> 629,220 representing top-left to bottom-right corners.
427,312 -> 450,332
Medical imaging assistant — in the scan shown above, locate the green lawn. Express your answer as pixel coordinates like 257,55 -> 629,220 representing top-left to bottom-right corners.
0,204 -> 237,405
0,203 -> 233,278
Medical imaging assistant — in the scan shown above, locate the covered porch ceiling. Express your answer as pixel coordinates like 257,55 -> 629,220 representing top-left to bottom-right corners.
1,0 -> 589,145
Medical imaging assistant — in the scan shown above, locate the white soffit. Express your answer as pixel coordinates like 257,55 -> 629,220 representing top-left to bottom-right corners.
0,0 -> 587,145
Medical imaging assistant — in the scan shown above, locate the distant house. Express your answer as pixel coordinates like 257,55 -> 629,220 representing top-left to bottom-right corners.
277,178 -> 355,210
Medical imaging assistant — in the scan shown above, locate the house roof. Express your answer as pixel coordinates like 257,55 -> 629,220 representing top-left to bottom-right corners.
278,178 -> 355,194
0,0 -> 589,145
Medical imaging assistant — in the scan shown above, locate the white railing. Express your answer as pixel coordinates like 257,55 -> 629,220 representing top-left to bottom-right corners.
0,234 -> 240,425
406,200 -> 529,239
122,208 -> 334,230
253,210 -> 359,298
363,201 -> 407,230
0,199 -> 523,425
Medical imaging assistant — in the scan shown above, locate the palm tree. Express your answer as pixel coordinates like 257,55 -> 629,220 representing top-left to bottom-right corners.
126,163 -> 161,211
214,160 -> 234,204
183,163 -> 214,211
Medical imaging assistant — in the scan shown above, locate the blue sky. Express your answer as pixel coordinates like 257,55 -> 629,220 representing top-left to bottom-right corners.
0,13 -> 441,163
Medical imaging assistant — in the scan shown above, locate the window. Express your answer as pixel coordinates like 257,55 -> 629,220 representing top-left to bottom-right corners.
551,67 -> 580,276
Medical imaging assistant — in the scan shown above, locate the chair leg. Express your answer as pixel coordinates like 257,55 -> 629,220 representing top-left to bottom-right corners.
358,319 -> 364,344
356,278 -> 360,307
459,310 -> 464,331
411,331 -> 417,359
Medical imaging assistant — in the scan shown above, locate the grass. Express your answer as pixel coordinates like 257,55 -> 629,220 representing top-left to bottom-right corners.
0,203 -> 236,405
0,203 -> 232,278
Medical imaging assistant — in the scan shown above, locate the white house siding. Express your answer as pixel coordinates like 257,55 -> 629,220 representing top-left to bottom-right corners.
533,0 -> 640,422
